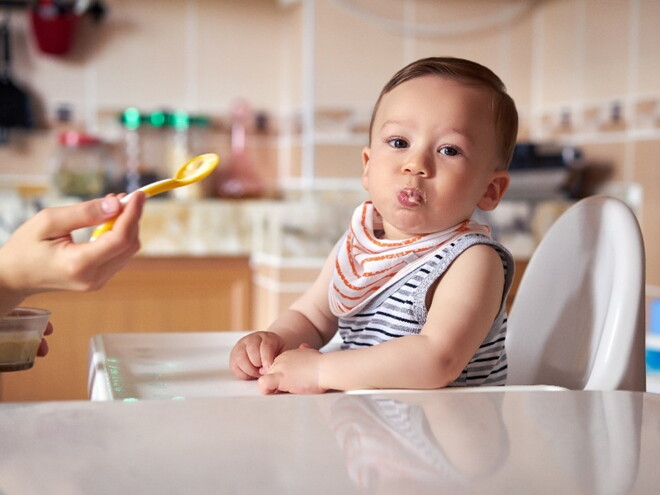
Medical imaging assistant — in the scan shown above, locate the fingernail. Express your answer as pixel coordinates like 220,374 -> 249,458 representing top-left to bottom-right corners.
101,198 -> 119,215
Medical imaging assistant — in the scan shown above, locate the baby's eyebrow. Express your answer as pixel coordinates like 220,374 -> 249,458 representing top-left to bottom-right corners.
379,119 -> 410,129
445,127 -> 475,145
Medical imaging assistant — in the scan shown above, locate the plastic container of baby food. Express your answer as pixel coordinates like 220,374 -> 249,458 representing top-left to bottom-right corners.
0,308 -> 51,372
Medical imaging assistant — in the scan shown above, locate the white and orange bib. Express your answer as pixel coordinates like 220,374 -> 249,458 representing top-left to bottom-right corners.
329,201 -> 491,317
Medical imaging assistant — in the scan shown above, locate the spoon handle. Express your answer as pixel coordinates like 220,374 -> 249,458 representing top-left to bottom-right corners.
89,153 -> 219,241
89,178 -> 179,241
89,217 -> 117,241
138,178 -> 178,198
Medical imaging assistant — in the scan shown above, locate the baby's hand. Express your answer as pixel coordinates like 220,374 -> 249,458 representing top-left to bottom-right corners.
258,345 -> 326,395
229,331 -> 285,380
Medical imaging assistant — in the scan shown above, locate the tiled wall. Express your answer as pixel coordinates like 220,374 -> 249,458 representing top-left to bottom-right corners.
0,0 -> 296,185
2,0 -> 660,284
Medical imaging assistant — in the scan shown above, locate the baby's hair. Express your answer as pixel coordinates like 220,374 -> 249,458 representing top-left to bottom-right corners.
368,57 -> 519,170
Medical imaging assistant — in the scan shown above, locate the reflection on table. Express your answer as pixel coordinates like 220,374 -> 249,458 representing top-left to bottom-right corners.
0,390 -> 659,494
329,392 -> 509,491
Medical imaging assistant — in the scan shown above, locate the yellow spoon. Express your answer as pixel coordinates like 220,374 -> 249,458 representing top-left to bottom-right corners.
90,153 -> 220,241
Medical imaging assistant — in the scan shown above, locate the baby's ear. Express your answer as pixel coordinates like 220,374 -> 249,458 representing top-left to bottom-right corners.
477,171 -> 510,211
361,146 -> 371,191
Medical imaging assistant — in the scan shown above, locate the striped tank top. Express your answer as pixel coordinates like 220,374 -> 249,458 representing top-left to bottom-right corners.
337,233 -> 514,387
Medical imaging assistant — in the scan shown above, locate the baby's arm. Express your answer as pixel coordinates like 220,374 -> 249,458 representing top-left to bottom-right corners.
229,245 -> 339,380
322,244 -> 504,389
260,244 -> 504,393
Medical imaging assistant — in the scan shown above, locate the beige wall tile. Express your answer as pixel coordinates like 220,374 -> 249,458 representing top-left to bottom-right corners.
195,0 -> 290,113
94,1 -> 189,109
537,0 -> 582,105
636,0 -> 660,94
314,143 -> 363,179
576,138 -> 660,285
412,0 -> 531,81
278,4 -> 305,112
633,140 -> 660,285
314,0 -> 405,109
503,10 -> 534,110
582,0 -> 630,100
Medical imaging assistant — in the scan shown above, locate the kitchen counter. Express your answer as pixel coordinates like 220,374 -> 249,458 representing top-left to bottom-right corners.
0,192 -> 279,257
137,198 -> 274,256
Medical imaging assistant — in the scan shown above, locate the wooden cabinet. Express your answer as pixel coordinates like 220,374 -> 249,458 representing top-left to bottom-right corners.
0,256 -> 252,402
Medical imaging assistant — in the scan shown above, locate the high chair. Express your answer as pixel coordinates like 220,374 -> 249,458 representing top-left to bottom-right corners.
506,195 -> 646,391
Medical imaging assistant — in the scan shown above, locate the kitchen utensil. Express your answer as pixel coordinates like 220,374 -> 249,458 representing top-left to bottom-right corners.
90,152 -> 219,240
0,16 -> 33,144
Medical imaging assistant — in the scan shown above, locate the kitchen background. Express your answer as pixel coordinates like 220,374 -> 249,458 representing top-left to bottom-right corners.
2,0 -> 660,400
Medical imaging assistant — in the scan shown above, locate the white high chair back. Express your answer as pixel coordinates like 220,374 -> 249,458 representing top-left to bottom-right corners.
506,195 -> 646,391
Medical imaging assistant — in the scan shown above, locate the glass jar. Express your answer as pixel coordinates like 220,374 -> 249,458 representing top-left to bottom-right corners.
52,130 -> 107,199
215,99 -> 265,199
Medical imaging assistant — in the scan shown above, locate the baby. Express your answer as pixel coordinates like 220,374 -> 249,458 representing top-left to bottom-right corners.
230,57 -> 518,394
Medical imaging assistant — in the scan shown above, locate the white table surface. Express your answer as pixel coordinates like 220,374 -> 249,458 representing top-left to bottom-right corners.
88,332 -> 259,400
2,389 -> 659,494
0,332 -> 655,493
88,332 -> 565,401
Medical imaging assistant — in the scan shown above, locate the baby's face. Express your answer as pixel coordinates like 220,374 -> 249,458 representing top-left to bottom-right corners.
362,75 -> 509,239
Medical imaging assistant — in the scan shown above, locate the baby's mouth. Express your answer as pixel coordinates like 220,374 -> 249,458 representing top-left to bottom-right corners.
397,187 -> 425,207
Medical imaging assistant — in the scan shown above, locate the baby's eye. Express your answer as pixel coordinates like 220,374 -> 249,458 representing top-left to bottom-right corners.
387,137 -> 409,149
439,146 -> 459,156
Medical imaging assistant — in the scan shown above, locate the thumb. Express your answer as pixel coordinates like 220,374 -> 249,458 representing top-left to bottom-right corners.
258,374 -> 280,395
39,197 -> 122,238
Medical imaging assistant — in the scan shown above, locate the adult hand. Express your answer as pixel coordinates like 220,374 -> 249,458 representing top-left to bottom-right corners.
0,193 -> 145,316
36,321 -> 54,357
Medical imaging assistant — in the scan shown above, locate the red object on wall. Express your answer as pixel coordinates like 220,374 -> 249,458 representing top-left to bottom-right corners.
30,1 -> 79,56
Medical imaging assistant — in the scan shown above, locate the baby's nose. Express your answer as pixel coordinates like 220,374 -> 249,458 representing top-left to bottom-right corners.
402,154 -> 431,176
